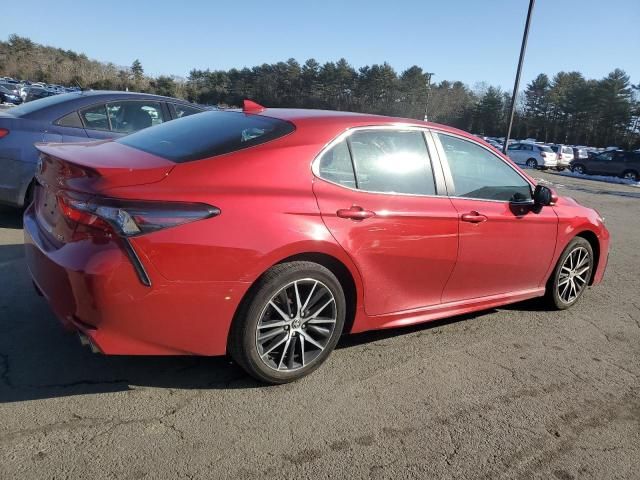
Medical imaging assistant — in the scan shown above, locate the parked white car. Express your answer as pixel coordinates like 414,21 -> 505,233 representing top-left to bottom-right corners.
507,142 -> 558,169
550,144 -> 575,170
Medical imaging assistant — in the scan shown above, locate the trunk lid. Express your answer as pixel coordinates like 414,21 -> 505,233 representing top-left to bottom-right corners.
33,140 -> 175,245
35,141 -> 175,194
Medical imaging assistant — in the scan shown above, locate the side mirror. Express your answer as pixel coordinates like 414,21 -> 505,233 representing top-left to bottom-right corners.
533,184 -> 557,207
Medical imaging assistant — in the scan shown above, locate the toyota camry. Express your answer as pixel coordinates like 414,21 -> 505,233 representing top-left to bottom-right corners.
24,100 -> 610,383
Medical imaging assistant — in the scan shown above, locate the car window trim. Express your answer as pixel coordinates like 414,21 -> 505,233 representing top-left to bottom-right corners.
311,125 -> 447,198
431,129 -> 534,204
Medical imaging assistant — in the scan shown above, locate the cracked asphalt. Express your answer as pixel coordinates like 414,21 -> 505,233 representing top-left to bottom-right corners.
0,171 -> 638,479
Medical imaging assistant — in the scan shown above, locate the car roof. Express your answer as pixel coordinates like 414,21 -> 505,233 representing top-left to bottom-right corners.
256,108 -> 472,139
7,90 -> 202,121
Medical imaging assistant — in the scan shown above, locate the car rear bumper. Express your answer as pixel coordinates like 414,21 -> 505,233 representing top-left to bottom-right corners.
23,205 -> 248,356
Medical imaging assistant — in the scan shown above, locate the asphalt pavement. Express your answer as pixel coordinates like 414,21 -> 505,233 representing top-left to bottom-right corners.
0,171 -> 638,479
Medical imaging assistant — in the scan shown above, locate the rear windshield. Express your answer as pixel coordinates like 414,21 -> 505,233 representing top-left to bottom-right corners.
117,110 -> 295,162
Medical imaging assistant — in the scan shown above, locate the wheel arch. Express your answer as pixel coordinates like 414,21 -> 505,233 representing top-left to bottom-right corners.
229,250 -> 361,352
274,252 -> 358,334
575,230 -> 600,285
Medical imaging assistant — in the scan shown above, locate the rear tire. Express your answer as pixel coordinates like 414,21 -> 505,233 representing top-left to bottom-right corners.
544,237 -> 594,310
572,164 -> 586,174
526,158 -> 538,169
228,261 -> 346,384
622,170 -> 638,182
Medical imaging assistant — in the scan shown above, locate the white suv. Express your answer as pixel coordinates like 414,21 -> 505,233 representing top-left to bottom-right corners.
550,144 -> 575,170
507,142 -> 558,169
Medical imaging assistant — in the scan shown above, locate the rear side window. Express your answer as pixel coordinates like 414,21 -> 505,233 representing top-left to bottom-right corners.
117,110 -> 295,163
80,104 -> 109,130
56,111 -> 84,128
318,140 -> 356,188
172,103 -> 203,119
348,130 -> 435,195
538,145 -> 553,152
107,101 -> 165,133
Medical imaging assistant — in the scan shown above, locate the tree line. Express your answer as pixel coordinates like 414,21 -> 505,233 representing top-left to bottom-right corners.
1,34 -> 638,148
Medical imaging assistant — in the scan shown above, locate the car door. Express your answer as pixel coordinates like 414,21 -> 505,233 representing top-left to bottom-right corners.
433,132 -> 558,303
312,128 -> 459,316
586,151 -> 615,175
606,151 -> 627,176
507,143 -> 523,164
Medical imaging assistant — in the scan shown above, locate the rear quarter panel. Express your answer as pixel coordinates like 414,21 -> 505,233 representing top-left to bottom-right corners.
103,137 -> 364,288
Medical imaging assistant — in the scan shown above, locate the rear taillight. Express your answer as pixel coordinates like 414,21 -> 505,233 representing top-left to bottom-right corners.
0,128 -> 9,138
58,192 -> 220,237
541,152 -> 547,157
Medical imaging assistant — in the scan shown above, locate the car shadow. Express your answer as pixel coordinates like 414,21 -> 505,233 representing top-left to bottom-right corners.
0,205 -> 23,229
0,238 -> 546,404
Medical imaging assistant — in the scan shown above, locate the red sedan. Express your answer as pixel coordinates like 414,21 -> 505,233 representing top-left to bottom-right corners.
24,101 -> 610,383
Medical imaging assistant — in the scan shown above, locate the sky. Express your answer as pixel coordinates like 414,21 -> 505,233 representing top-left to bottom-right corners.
5,0 -> 639,89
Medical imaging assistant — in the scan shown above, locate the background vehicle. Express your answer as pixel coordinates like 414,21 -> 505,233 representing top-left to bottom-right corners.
24,86 -> 57,102
507,142 -> 557,169
24,105 -> 610,383
0,85 -> 23,105
572,147 -> 589,162
571,150 -> 640,181
550,144 -> 575,170
0,82 -> 21,98
0,90 -> 208,208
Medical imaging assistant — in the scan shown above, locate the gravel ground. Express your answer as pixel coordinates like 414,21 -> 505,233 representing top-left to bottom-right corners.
0,171 -> 638,480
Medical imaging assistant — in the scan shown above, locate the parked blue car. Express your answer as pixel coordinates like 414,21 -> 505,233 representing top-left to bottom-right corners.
0,90 -> 207,208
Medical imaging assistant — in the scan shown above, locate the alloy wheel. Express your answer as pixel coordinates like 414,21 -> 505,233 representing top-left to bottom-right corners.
526,159 -> 537,169
255,279 -> 337,372
623,171 -> 638,181
557,246 -> 591,304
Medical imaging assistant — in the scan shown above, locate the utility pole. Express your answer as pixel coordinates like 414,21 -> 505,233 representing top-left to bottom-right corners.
424,72 -> 434,121
503,0 -> 535,154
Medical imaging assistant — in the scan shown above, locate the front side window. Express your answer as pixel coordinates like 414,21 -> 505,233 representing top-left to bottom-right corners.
107,101 -> 165,133
596,152 -> 614,161
348,129 -> 435,195
437,133 -> 532,202
508,143 -> 521,151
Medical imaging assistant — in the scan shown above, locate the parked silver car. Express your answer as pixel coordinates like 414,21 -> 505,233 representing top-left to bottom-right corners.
507,142 -> 558,169
550,144 -> 575,170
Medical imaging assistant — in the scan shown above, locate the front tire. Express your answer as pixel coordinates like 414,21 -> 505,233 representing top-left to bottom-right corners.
545,237 -> 594,310
228,261 -> 346,384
